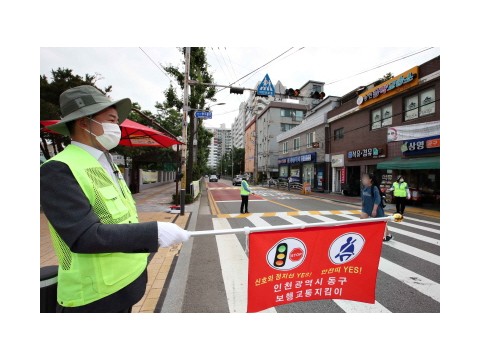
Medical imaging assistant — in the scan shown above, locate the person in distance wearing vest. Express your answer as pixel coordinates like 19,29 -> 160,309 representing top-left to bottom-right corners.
389,175 -> 411,215
40,85 -> 190,313
240,176 -> 254,214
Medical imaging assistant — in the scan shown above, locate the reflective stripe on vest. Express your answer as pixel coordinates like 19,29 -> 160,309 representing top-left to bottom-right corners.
240,180 -> 250,196
393,182 -> 408,197
43,145 -> 147,307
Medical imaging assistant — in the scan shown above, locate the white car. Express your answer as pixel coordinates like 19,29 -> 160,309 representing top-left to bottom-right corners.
209,175 -> 218,182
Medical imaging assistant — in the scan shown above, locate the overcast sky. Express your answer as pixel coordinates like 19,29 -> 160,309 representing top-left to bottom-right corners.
40,47 -> 440,128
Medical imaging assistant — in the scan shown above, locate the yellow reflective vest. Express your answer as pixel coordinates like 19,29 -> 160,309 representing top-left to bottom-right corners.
43,145 -> 147,307
393,181 -> 408,197
240,180 -> 251,196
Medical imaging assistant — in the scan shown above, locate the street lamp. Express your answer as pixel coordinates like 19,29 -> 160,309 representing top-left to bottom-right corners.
205,102 -> 226,110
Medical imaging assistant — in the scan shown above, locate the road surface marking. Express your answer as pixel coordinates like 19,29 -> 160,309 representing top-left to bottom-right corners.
386,215 -> 440,227
395,221 -> 441,234
277,213 -> 308,225
379,258 -> 440,302
335,214 -> 440,246
245,214 -> 272,227
260,198 -> 301,211
334,300 -> 391,313
215,200 -> 268,203
213,217 -> 276,313
383,240 -> 440,265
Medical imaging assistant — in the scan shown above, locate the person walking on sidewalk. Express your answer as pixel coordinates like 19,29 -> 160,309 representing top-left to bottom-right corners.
360,173 -> 393,242
240,176 -> 254,214
40,85 -> 190,313
389,175 -> 410,215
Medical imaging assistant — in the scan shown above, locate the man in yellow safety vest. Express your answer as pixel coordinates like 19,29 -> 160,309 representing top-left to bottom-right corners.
240,176 -> 254,214
40,85 -> 190,312
390,175 -> 411,215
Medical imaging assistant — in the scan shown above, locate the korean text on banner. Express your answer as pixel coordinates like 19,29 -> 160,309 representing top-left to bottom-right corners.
247,221 -> 386,313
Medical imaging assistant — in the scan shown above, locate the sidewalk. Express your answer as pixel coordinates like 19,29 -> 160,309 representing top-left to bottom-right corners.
259,185 -> 440,219
40,181 -> 191,313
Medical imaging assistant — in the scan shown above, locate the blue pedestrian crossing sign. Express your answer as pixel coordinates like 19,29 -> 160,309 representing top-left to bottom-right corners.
257,74 -> 275,97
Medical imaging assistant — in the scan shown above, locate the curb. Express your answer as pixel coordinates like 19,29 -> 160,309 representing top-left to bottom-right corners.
160,193 -> 202,313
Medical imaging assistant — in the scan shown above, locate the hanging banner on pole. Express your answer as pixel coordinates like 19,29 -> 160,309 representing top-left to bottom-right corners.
247,221 -> 385,313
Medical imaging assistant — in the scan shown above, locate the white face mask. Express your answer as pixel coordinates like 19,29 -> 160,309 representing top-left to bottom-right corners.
84,118 -> 121,150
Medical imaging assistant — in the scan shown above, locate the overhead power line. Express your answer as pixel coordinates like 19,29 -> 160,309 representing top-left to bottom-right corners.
138,47 -> 170,80
326,47 -> 434,85
215,47 -> 294,94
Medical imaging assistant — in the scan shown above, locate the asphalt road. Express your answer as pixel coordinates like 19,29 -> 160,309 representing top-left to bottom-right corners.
180,179 -> 440,313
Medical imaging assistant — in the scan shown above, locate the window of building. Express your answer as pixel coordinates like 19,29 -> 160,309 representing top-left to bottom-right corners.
293,137 -> 300,151
371,104 -> 392,130
306,132 -> 315,148
283,142 -> 288,154
281,109 -> 305,120
404,87 -> 436,121
281,123 -> 298,132
334,128 -> 344,140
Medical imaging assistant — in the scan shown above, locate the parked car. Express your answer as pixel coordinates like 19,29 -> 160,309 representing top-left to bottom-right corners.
232,175 -> 242,186
209,175 -> 218,182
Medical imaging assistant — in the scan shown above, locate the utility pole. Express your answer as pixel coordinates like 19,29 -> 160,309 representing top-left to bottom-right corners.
180,47 -> 190,215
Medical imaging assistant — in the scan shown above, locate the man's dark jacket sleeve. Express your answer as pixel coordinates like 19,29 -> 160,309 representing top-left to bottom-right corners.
40,160 -> 158,254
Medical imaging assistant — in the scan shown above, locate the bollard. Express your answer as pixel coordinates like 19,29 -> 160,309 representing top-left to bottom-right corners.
40,265 -> 58,313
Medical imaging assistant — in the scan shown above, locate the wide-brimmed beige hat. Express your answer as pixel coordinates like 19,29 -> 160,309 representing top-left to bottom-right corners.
48,85 -> 131,136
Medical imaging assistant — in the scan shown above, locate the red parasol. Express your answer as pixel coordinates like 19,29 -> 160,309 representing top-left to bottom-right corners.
40,119 -> 182,148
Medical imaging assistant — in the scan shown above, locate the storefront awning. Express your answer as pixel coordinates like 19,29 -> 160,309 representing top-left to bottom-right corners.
376,156 -> 440,170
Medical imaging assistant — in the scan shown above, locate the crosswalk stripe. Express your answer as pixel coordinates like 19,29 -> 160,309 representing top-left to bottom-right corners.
277,213 -> 307,225
383,240 -> 440,265
395,221 -> 441,234
378,258 -> 440,302
388,227 -> 440,246
246,214 -> 272,227
213,217 -> 276,313
388,216 -> 440,227
304,214 -> 337,222
334,300 -> 391,313
335,213 -> 440,246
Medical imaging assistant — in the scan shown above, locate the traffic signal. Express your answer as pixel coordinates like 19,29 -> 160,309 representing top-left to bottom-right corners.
285,88 -> 301,97
230,87 -> 244,95
311,91 -> 325,100
273,243 -> 288,267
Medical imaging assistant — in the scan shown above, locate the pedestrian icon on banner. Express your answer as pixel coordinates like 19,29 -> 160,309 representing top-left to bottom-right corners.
334,237 -> 356,262
256,74 -> 275,97
328,232 -> 366,265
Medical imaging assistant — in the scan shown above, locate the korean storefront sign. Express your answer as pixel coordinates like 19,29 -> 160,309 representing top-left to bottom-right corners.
278,152 -> 317,165
247,221 -> 386,312
340,167 -> 346,184
357,67 -> 419,108
401,135 -> 440,156
347,145 -> 387,160
331,154 -> 345,168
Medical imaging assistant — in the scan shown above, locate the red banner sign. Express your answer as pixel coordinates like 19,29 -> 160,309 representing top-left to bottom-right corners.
247,221 -> 385,312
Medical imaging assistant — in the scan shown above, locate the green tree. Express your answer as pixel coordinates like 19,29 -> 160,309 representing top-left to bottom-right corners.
378,72 -> 394,82
163,47 -> 216,192
40,68 -> 112,159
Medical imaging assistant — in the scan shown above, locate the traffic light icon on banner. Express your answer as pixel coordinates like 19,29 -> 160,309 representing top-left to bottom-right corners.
273,243 -> 288,267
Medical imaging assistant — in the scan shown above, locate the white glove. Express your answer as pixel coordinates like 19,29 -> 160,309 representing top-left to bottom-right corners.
157,222 -> 190,247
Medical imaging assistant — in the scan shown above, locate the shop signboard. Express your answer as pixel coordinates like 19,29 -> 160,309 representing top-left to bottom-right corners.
347,145 -> 387,160
340,167 -> 346,184
401,135 -> 440,156
278,152 -> 317,165
357,67 -> 419,108
331,154 -> 345,168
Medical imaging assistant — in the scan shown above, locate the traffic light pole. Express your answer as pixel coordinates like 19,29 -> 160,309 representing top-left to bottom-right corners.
181,47 -> 190,216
